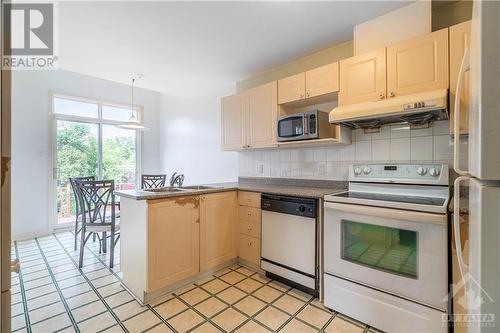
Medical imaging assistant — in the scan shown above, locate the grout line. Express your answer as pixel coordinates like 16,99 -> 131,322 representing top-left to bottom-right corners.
34,238 -> 80,332
53,233 -> 129,333
13,241 -> 32,333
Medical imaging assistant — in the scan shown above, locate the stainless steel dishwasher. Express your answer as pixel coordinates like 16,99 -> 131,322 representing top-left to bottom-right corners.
261,193 -> 318,296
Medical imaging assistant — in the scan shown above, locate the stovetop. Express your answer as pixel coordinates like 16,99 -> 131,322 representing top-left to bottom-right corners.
331,191 -> 447,206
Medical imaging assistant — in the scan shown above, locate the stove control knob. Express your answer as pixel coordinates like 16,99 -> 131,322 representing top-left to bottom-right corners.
298,205 -> 306,213
363,167 -> 372,175
417,167 -> 427,176
429,168 -> 440,177
354,167 -> 362,175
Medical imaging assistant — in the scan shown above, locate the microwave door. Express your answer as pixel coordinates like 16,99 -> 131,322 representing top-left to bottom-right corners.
278,115 -> 306,141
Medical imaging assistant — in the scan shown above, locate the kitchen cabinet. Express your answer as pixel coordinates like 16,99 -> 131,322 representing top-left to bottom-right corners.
237,191 -> 261,267
147,196 -> 200,291
449,20 -> 471,134
221,81 -> 277,150
245,81 -> 278,149
278,63 -> 339,104
200,191 -> 238,271
339,48 -> 387,105
386,28 -> 449,98
221,94 -> 244,150
305,62 -> 340,99
278,73 -> 305,104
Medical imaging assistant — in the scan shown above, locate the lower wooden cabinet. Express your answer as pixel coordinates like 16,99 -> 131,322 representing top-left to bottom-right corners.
238,234 -> 261,265
200,191 -> 238,271
147,197 -> 200,291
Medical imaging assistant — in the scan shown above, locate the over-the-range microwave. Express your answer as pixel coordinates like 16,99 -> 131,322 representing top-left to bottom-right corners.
277,110 -> 333,142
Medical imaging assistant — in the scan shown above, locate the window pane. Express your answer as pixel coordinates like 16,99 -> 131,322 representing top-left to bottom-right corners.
342,220 -> 417,279
56,120 -> 98,225
54,97 -> 98,118
102,125 -> 137,190
102,105 -> 135,122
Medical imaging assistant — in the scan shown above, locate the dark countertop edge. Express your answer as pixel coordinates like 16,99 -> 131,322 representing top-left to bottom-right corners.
116,180 -> 347,201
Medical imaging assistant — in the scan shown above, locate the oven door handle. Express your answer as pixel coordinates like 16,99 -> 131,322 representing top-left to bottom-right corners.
324,202 -> 447,226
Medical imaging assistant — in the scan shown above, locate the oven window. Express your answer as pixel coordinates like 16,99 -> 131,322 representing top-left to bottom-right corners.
278,117 -> 303,137
341,220 -> 418,279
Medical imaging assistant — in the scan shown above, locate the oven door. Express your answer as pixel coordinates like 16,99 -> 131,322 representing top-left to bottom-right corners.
277,115 -> 307,142
324,202 -> 447,310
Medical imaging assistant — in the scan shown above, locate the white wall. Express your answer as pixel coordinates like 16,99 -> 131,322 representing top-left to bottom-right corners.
239,121 -> 468,180
12,70 -> 163,240
159,91 -> 239,185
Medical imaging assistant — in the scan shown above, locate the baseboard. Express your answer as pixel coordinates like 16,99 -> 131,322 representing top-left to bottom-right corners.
12,226 -> 73,241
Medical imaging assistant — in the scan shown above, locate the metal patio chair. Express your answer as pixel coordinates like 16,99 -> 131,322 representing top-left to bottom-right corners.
141,174 -> 167,189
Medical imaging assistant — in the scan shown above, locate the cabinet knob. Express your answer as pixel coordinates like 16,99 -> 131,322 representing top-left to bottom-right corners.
379,93 -> 385,100
390,92 -> 395,98
247,226 -> 252,231
306,92 -> 310,98
248,241 -> 252,246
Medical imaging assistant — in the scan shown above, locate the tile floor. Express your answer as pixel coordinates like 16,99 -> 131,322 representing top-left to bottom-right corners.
11,231 -> 380,332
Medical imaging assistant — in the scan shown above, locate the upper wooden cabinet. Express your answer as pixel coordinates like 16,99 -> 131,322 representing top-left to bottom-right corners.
199,191 -> 238,271
306,63 -> 340,99
449,20 -> 471,134
278,62 -> 339,104
147,197 -> 200,291
221,94 -> 244,150
386,28 -> 449,98
339,48 -> 387,105
244,81 -> 278,149
278,73 -> 305,104
221,81 -> 277,151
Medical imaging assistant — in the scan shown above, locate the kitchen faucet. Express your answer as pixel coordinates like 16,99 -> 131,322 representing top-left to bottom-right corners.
170,172 -> 185,187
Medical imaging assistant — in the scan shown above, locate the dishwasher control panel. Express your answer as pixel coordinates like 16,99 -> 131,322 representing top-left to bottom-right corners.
261,194 -> 317,218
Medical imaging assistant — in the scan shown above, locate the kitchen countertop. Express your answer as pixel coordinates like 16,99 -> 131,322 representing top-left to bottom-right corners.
115,177 -> 348,200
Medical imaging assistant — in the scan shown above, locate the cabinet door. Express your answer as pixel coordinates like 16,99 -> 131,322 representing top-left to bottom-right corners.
386,28 -> 449,98
306,62 -> 339,98
278,73 -> 305,104
449,21 -> 471,134
221,94 -> 245,150
200,191 -> 237,271
339,48 -> 387,105
246,81 -> 278,149
147,197 -> 200,291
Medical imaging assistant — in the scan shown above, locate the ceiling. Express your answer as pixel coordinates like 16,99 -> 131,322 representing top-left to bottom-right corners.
59,1 -> 411,95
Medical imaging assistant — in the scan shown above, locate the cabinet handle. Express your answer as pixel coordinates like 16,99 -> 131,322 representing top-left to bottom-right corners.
195,218 -> 200,224
247,226 -> 252,231
306,92 -> 310,98
248,241 -> 252,246
390,92 -> 395,98
379,93 -> 385,100
247,212 -> 252,217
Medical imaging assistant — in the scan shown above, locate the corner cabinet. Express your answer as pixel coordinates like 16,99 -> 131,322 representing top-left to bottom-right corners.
386,28 -> 449,98
147,197 -> 200,292
221,81 -> 277,151
449,20 -> 471,134
339,48 -> 387,105
200,191 -> 238,271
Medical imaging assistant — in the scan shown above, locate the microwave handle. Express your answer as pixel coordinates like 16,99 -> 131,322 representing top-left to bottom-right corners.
303,114 -> 309,135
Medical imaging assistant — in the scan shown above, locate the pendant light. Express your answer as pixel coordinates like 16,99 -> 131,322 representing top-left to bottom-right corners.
118,74 -> 150,131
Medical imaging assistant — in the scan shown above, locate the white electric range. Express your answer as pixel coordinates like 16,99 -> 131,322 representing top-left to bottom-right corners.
323,163 -> 449,333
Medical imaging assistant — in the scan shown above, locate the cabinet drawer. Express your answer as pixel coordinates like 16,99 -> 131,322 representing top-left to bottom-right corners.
238,206 -> 261,222
238,234 -> 260,266
238,191 -> 261,208
239,219 -> 261,238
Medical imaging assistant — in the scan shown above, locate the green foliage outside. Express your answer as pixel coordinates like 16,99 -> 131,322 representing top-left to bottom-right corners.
57,122 -> 136,218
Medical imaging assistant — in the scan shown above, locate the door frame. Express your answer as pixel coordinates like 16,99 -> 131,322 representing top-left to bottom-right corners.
48,91 -> 142,230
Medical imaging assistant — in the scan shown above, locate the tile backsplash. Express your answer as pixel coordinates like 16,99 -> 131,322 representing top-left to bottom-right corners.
238,120 -> 468,180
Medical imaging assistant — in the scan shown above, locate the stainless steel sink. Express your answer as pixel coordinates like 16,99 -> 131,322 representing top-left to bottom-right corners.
180,185 -> 221,190
143,187 -> 187,193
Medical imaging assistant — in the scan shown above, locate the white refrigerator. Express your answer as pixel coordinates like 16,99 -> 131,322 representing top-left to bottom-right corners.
452,1 -> 500,333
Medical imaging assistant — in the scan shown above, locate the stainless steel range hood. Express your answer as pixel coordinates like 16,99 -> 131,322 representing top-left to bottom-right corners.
329,89 -> 448,130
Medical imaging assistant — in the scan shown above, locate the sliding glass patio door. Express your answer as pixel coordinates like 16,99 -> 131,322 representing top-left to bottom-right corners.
52,95 -> 140,227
